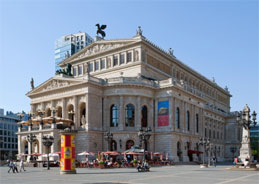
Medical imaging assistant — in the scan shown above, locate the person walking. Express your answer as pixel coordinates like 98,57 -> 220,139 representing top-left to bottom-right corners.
19,160 -> 26,172
7,160 -> 14,173
13,160 -> 19,173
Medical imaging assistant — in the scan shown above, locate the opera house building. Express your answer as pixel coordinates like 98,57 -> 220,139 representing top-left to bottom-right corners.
17,28 -> 240,162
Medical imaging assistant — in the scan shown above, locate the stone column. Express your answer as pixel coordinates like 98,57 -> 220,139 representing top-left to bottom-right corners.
119,96 -> 124,130
17,135 -> 22,155
62,98 -> 66,119
85,94 -> 89,130
74,96 -> 78,129
136,96 -> 141,129
168,96 -> 173,130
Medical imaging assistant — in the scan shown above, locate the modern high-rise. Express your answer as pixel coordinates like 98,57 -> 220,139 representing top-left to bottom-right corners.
54,32 -> 93,71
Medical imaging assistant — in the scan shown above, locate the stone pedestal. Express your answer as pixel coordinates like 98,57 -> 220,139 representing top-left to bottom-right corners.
239,127 -> 251,164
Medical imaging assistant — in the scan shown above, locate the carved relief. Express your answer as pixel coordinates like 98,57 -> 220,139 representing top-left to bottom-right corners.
42,80 -> 70,92
78,43 -> 125,59
134,50 -> 139,61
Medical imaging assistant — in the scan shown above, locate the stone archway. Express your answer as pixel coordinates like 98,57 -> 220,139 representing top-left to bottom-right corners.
22,139 -> 28,154
79,102 -> 86,127
57,106 -> 62,118
67,104 -> 74,121
32,139 -> 40,153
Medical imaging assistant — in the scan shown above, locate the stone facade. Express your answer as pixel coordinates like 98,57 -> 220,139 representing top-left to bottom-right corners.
17,29 -> 240,162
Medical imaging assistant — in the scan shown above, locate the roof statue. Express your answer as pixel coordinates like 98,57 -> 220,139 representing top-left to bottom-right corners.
168,48 -> 174,56
30,78 -> 34,90
96,24 -> 107,38
56,63 -> 72,76
136,26 -> 143,36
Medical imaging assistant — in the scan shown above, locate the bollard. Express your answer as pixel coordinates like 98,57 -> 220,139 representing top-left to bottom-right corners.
60,128 -> 77,174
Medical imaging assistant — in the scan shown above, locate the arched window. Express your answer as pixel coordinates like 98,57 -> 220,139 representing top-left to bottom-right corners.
176,107 -> 180,129
126,140 -> 134,149
196,114 -> 199,133
110,105 -> 118,127
57,106 -> 62,118
46,108 -> 51,117
186,111 -> 190,131
125,104 -> 135,127
141,105 -> 148,127
111,140 -> 117,151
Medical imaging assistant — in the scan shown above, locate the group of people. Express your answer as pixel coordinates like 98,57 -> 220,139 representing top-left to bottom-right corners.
7,160 -> 26,173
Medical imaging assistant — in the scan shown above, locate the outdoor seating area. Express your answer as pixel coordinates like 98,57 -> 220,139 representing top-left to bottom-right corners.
75,150 -> 173,169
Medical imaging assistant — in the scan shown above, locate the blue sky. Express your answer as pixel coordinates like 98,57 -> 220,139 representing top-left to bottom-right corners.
0,0 -> 258,114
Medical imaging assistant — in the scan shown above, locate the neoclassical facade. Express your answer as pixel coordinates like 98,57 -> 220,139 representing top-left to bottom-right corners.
17,28 -> 239,162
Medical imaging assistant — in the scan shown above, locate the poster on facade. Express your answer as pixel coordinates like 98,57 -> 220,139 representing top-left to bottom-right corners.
157,100 -> 169,126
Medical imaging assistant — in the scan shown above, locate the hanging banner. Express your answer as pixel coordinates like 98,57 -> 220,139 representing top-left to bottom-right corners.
157,100 -> 169,126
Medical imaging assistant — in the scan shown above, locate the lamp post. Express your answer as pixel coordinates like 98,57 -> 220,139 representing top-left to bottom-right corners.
26,134 -> 37,162
236,104 -> 257,164
104,131 -> 113,151
42,135 -> 54,170
198,137 -> 210,167
138,127 -> 152,163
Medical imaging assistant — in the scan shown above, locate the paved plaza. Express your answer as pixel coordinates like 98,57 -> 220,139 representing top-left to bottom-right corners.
0,165 -> 258,184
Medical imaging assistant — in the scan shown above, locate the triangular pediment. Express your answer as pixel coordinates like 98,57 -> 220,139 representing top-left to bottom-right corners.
27,76 -> 83,96
60,38 -> 139,66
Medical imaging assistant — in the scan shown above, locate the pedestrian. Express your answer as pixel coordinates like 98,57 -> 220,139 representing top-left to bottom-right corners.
212,157 -> 216,167
13,160 -> 19,173
19,160 -> 26,172
7,160 -> 14,173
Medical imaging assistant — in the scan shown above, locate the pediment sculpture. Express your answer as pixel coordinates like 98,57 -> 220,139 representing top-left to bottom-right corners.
41,80 -> 70,92
77,43 -> 125,59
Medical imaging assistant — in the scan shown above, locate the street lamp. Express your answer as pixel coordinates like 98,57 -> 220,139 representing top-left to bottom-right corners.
198,137 -> 210,167
42,135 -> 54,170
237,109 -> 257,130
104,131 -> 113,151
138,127 -> 152,163
26,134 -> 37,162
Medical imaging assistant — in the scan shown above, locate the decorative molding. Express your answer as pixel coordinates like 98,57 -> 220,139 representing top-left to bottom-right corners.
77,43 -> 126,59
42,80 -> 70,92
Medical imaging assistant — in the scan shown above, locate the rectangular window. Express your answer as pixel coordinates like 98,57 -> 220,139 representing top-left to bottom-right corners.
77,36 -> 79,41
95,61 -> 99,71
89,63 -> 93,72
81,46 -> 83,49
81,35 -> 83,40
78,66 -> 82,75
127,52 -> 132,62
77,46 -> 79,49
81,41 -> 84,44
101,59 -> 105,69
73,67 -> 77,76
120,54 -> 125,64
8,137 -> 11,142
113,55 -> 118,66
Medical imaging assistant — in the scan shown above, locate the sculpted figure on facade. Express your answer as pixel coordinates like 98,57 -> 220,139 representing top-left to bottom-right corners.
30,78 -> 34,90
81,115 -> 86,129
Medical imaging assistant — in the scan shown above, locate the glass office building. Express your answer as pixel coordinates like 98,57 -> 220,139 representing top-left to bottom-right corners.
54,32 -> 93,71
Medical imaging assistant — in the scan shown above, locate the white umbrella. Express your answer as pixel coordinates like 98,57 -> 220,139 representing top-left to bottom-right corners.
78,151 -> 90,156
42,153 -> 59,157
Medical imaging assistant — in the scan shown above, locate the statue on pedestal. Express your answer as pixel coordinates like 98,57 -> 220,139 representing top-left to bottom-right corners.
81,115 -> 86,129
30,78 -> 34,90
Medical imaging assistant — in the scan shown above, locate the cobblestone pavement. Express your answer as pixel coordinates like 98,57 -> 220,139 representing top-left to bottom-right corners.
0,165 -> 258,184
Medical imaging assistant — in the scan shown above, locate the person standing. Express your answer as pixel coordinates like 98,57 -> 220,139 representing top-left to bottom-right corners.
7,160 -> 14,173
212,157 -> 217,167
19,160 -> 26,172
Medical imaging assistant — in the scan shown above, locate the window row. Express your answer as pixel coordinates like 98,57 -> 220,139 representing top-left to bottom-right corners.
72,50 -> 139,76
0,143 -> 18,149
110,104 -> 148,128
176,108 -> 199,132
204,128 -> 223,140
